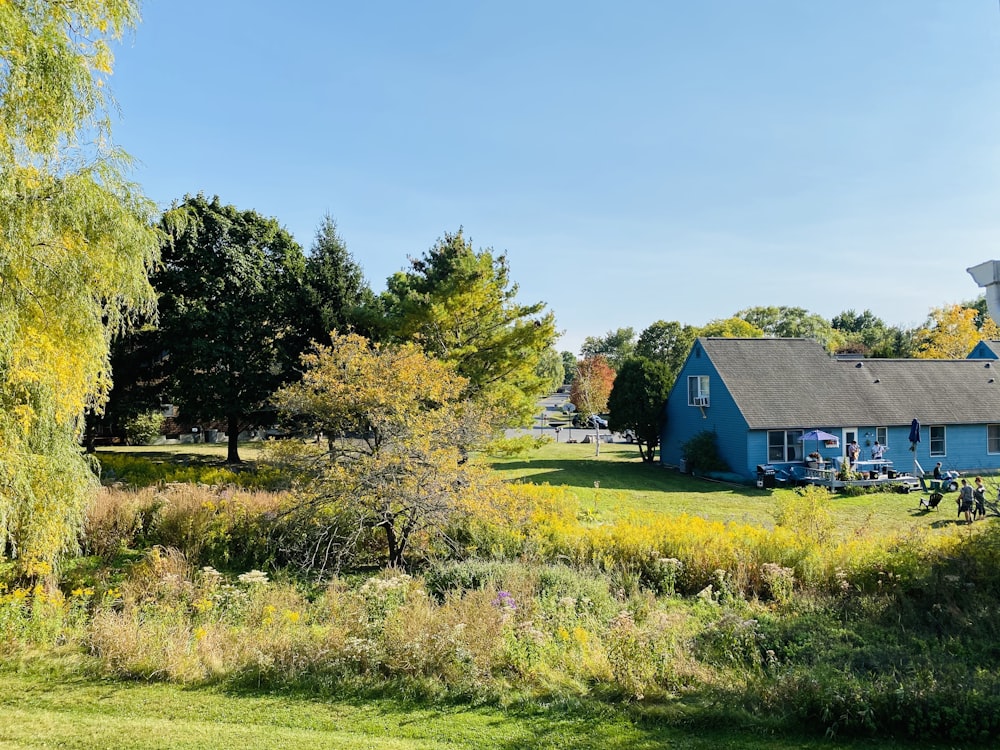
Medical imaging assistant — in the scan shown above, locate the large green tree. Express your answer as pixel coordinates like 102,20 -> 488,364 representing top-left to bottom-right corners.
736,305 -> 842,350
302,214 -> 374,344
635,320 -> 698,375
0,1 -> 159,573
534,347 -> 565,394
379,229 -> 557,427
580,327 -> 636,371
607,357 -> 672,463
699,317 -> 764,338
155,195 -> 308,463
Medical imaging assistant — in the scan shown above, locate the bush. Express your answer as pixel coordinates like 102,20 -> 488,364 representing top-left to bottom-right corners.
123,410 -> 165,445
680,430 -> 729,474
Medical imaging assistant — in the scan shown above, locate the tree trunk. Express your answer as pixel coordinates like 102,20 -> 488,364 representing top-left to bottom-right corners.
383,521 -> 402,568
226,414 -> 241,463
84,417 -> 96,454
640,439 -> 656,463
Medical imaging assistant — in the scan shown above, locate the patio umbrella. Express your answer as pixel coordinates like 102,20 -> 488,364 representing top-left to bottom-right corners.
908,419 -> 920,452
799,429 -> 840,459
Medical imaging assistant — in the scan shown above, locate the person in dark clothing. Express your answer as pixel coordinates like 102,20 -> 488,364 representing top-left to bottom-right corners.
958,479 -> 975,524
974,477 -> 987,520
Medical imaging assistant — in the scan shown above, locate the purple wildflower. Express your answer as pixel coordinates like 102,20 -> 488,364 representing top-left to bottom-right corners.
492,590 -> 517,609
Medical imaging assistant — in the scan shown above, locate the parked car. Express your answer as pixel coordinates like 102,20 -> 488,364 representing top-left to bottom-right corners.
572,414 -> 608,429
622,429 -> 636,443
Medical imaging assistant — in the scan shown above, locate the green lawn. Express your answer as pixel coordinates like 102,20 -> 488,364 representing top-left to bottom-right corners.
97,439 -> 978,537
486,440 -> 975,536
0,661 -> 928,750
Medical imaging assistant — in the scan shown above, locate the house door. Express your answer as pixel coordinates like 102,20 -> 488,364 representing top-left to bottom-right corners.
843,428 -> 858,462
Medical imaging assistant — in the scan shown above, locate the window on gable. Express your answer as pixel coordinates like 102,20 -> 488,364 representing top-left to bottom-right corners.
929,425 -> 946,456
687,375 -> 710,406
989,425 -> 1000,455
767,430 -> 803,462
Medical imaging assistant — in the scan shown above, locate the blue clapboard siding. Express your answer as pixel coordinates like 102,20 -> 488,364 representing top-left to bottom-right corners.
660,337 -> 1000,482
661,340 -> 751,474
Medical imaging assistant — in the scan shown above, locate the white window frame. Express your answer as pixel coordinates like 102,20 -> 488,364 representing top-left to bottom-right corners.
767,430 -> 803,463
687,375 -> 710,407
875,427 -> 887,447
929,425 -> 946,457
988,424 -> 1000,455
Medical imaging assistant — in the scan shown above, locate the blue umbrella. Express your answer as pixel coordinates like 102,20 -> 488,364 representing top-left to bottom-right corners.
800,429 -> 839,460
908,419 -> 920,452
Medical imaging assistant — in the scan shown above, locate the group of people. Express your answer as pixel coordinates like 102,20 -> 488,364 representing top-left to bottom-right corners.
957,477 -> 989,524
845,439 -> 886,468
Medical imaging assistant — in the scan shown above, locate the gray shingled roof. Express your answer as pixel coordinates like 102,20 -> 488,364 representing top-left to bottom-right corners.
697,337 -> 1000,429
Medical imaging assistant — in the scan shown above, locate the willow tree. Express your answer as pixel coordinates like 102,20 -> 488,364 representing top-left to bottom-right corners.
0,2 -> 159,574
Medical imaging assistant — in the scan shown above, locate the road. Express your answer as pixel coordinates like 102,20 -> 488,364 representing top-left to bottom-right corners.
505,390 -> 624,443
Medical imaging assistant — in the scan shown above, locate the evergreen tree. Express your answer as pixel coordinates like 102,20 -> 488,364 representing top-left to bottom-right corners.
303,214 -> 374,344
380,229 -> 557,427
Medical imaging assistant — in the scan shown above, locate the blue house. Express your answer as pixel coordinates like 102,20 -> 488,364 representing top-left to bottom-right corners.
660,337 -> 1000,482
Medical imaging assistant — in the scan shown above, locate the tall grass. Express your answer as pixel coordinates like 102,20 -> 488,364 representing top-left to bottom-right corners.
4,454 -> 999,741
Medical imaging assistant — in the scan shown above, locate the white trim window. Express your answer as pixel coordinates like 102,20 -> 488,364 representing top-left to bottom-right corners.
929,425 -> 946,457
687,375 -> 710,407
989,425 -> 1000,455
876,427 -> 887,447
767,430 -> 803,462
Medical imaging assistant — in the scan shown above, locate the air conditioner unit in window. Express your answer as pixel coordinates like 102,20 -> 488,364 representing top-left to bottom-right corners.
693,395 -> 709,407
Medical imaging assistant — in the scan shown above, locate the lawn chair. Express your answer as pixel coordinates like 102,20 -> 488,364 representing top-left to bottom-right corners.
918,492 -> 944,511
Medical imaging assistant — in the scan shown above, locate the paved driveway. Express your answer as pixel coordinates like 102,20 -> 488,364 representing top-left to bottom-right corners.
504,390 -> 621,442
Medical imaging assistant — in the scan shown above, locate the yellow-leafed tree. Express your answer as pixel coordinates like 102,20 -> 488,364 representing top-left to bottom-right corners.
270,333 -> 497,571
915,304 -> 1000,360
0,1 -> 159,574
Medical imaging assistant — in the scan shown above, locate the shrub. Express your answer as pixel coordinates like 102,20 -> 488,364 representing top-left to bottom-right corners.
123,410 -> 165,445
680,430 -> 729,474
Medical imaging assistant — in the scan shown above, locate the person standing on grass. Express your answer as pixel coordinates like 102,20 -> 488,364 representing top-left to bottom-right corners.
974,477 -> 987,520
958,479 -> 975,524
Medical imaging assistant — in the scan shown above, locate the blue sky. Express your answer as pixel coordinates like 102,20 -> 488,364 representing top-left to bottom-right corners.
109,1 -> 1000,354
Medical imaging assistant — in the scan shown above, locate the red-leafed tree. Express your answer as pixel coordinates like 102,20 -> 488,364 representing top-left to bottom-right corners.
570,356 -> 616,453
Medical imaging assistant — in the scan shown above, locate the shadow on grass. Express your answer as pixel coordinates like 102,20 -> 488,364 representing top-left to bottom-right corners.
495,458 -> 747,496
209,677 -> 847,750
95,446 -> 255,468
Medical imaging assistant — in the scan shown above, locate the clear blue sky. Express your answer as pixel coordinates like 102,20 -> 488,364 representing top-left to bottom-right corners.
109,1 -> 1000,355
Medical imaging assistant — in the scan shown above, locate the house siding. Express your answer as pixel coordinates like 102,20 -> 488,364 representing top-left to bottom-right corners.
661,340 -> 750,474
968,341 -> 1000,360
659,337 -> 1000,482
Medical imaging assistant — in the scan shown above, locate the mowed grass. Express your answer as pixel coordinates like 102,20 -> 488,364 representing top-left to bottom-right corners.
97,440 -> 264,464
0,661 -> 927,750
486,440 -> 978,536
99,439 -> 979,536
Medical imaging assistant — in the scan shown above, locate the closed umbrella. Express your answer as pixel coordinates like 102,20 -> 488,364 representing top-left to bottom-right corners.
908,419 -> 920,452
909,418 -> 921,478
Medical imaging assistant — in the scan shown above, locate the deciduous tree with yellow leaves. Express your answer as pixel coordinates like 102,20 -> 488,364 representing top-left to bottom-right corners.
0,1 -> 159,574
270,333 -> 498,571
915,304 -> 1000,360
